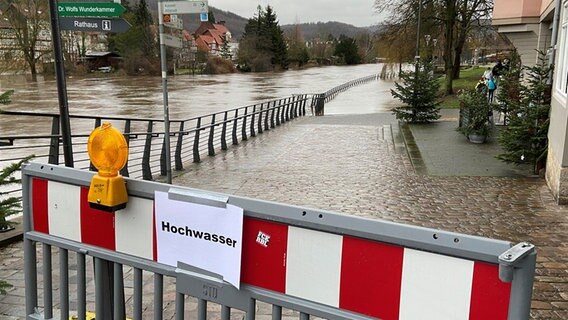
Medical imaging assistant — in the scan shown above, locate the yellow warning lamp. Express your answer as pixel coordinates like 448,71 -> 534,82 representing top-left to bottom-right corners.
87,122 -> 128,212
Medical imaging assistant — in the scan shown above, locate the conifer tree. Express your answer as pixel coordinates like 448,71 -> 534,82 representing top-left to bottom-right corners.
0,89 -> 31,295
220,35 -> 232,60
391,61 -> 441,123
494,50 -> 522,124
497,52 -> 553,174
334,35 -> 361,65
238,5 -> 288,71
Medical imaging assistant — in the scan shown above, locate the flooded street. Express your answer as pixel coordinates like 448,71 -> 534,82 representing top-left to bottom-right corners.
0,63 -> 401,182
0,64 -> 397,137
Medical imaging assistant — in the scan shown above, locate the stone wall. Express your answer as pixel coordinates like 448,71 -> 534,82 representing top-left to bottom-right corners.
546,145 -> 568,204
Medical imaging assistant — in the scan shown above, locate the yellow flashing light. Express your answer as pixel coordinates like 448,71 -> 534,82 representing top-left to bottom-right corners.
87,122 -> 128,212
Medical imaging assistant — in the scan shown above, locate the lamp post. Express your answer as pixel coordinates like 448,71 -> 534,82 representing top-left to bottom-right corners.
424,34 -> 431,62
414,0 -> 423,80
415,0 -> 423,66
432,38 -> 438,65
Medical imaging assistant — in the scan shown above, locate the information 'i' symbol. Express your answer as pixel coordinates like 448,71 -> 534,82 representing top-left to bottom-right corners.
102,20 -> 111,31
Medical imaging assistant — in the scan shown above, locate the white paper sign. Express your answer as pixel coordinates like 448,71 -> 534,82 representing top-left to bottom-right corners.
154,191 -> 243,289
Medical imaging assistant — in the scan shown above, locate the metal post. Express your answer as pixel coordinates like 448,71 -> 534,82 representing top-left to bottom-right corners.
415,0 -> 422,70
158,0 -> 172,184
154,274 -> 164,320
48,0 -> 73,167
23,173 -> 38,317
60,248 -> 69,319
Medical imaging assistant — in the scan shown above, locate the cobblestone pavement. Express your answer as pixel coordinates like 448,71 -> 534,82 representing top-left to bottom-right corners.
1,112 -> 567,319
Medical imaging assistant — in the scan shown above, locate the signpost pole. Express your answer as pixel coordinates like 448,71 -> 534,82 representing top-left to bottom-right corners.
48,0 -> 74,167
158,0 -> 172,184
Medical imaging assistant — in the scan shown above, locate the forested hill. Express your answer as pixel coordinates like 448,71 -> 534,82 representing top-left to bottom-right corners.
143,2 -> 372,40
281,22 -> 374,40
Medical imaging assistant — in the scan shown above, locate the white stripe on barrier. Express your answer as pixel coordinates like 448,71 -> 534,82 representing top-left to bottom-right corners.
30,177 -> 518,320
115,197 -> 155,260
48,181 -> 81,242
399,249 -> 474,320
286,227 -> 343,307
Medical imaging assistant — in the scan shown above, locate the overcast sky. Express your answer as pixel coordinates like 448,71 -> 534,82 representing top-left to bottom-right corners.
208,0 -> 384,27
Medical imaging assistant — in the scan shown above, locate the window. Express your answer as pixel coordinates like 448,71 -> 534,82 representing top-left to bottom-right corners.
556,1 -> 568,97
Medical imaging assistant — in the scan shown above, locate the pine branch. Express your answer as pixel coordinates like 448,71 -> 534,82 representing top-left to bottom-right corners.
0,90 -> 14,105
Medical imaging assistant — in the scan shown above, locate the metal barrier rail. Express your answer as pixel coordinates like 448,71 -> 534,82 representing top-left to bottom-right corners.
323,74 -> 379,103
310,74 -> 379,116
0,74 -> 380,179
0,94 -> 309,181
22,163 -> 537,320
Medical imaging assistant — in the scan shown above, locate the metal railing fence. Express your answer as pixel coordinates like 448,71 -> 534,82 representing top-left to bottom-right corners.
0,94 -> 309,181
0,74 -> 380,200
22,163 -> 537,320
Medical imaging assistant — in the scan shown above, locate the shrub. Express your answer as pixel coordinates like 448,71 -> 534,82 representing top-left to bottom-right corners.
457,89 -> 492,138
391,61 -> 441,123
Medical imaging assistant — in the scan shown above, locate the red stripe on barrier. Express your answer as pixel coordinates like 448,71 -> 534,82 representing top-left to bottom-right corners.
79,187 -> 116,250
241,217 -> 288,293
339,236 -> 404,320
469,261 -> 511,320
153,202 -> 158,262
31,178 -> 49,234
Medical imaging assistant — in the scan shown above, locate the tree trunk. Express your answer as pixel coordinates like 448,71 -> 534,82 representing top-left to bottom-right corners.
30,62 -> 37,81
443,0 -> 456,95
452,14 -> 469,80
25,51 -> 37,81
452,41 -> 464,80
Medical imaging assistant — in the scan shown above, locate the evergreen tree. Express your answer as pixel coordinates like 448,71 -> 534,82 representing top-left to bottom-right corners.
334,35 -> 361,65
220,35 -> 232,60
238,5 -> 288,71
263,6 -> 288,68
494,50 -> 522,124
497,52 -> 553,174
208,9 -> 216,23
0,89 -> 31,295
391,61 -> 441,123
108,0 -> 158,74
0,157 -> 32,295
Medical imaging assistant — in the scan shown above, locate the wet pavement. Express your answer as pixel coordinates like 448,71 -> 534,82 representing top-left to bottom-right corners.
1,103 -> 568,318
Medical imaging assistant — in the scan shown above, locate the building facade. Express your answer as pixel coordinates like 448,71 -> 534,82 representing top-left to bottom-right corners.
493,0 -> 568,203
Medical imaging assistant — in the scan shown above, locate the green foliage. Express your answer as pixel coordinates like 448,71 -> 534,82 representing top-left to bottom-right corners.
238,5 -> 288,71
334,36 -> 361,65
220,35 -> 232,60
0,90 -> 14,104
208,9 -> 216,23
286,25 -> 310,67
495,50 -> 523,119
391,62 -> 442,123
0,89 -> 30,295
108,0 -> 158,74
0,156 -> 32,230
0,151 -> 32,295
497,51 -> 552,174
457,89 -> 492,137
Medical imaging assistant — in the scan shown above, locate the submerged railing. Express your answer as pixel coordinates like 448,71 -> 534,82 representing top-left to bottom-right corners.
0,74 -> 379,185
310,74 -> 379,115
0,95 -> 309,181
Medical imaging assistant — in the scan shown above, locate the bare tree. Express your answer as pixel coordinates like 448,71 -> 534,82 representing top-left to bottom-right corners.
375,0 -> 493,94
0,0 -> 50,80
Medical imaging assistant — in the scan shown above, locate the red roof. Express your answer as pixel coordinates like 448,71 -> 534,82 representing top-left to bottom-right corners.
193,22 -> 231,53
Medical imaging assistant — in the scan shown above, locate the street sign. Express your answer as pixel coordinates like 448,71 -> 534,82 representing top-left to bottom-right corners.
164,18 -> 184,30
163,34 -> 183,48
161,0 -> 208,14
58,2 -> 126,17
200,12 -> 208,22
59,17 -> 131,33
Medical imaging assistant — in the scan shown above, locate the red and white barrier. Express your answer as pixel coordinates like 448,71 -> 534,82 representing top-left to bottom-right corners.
31,178 -> 512,320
